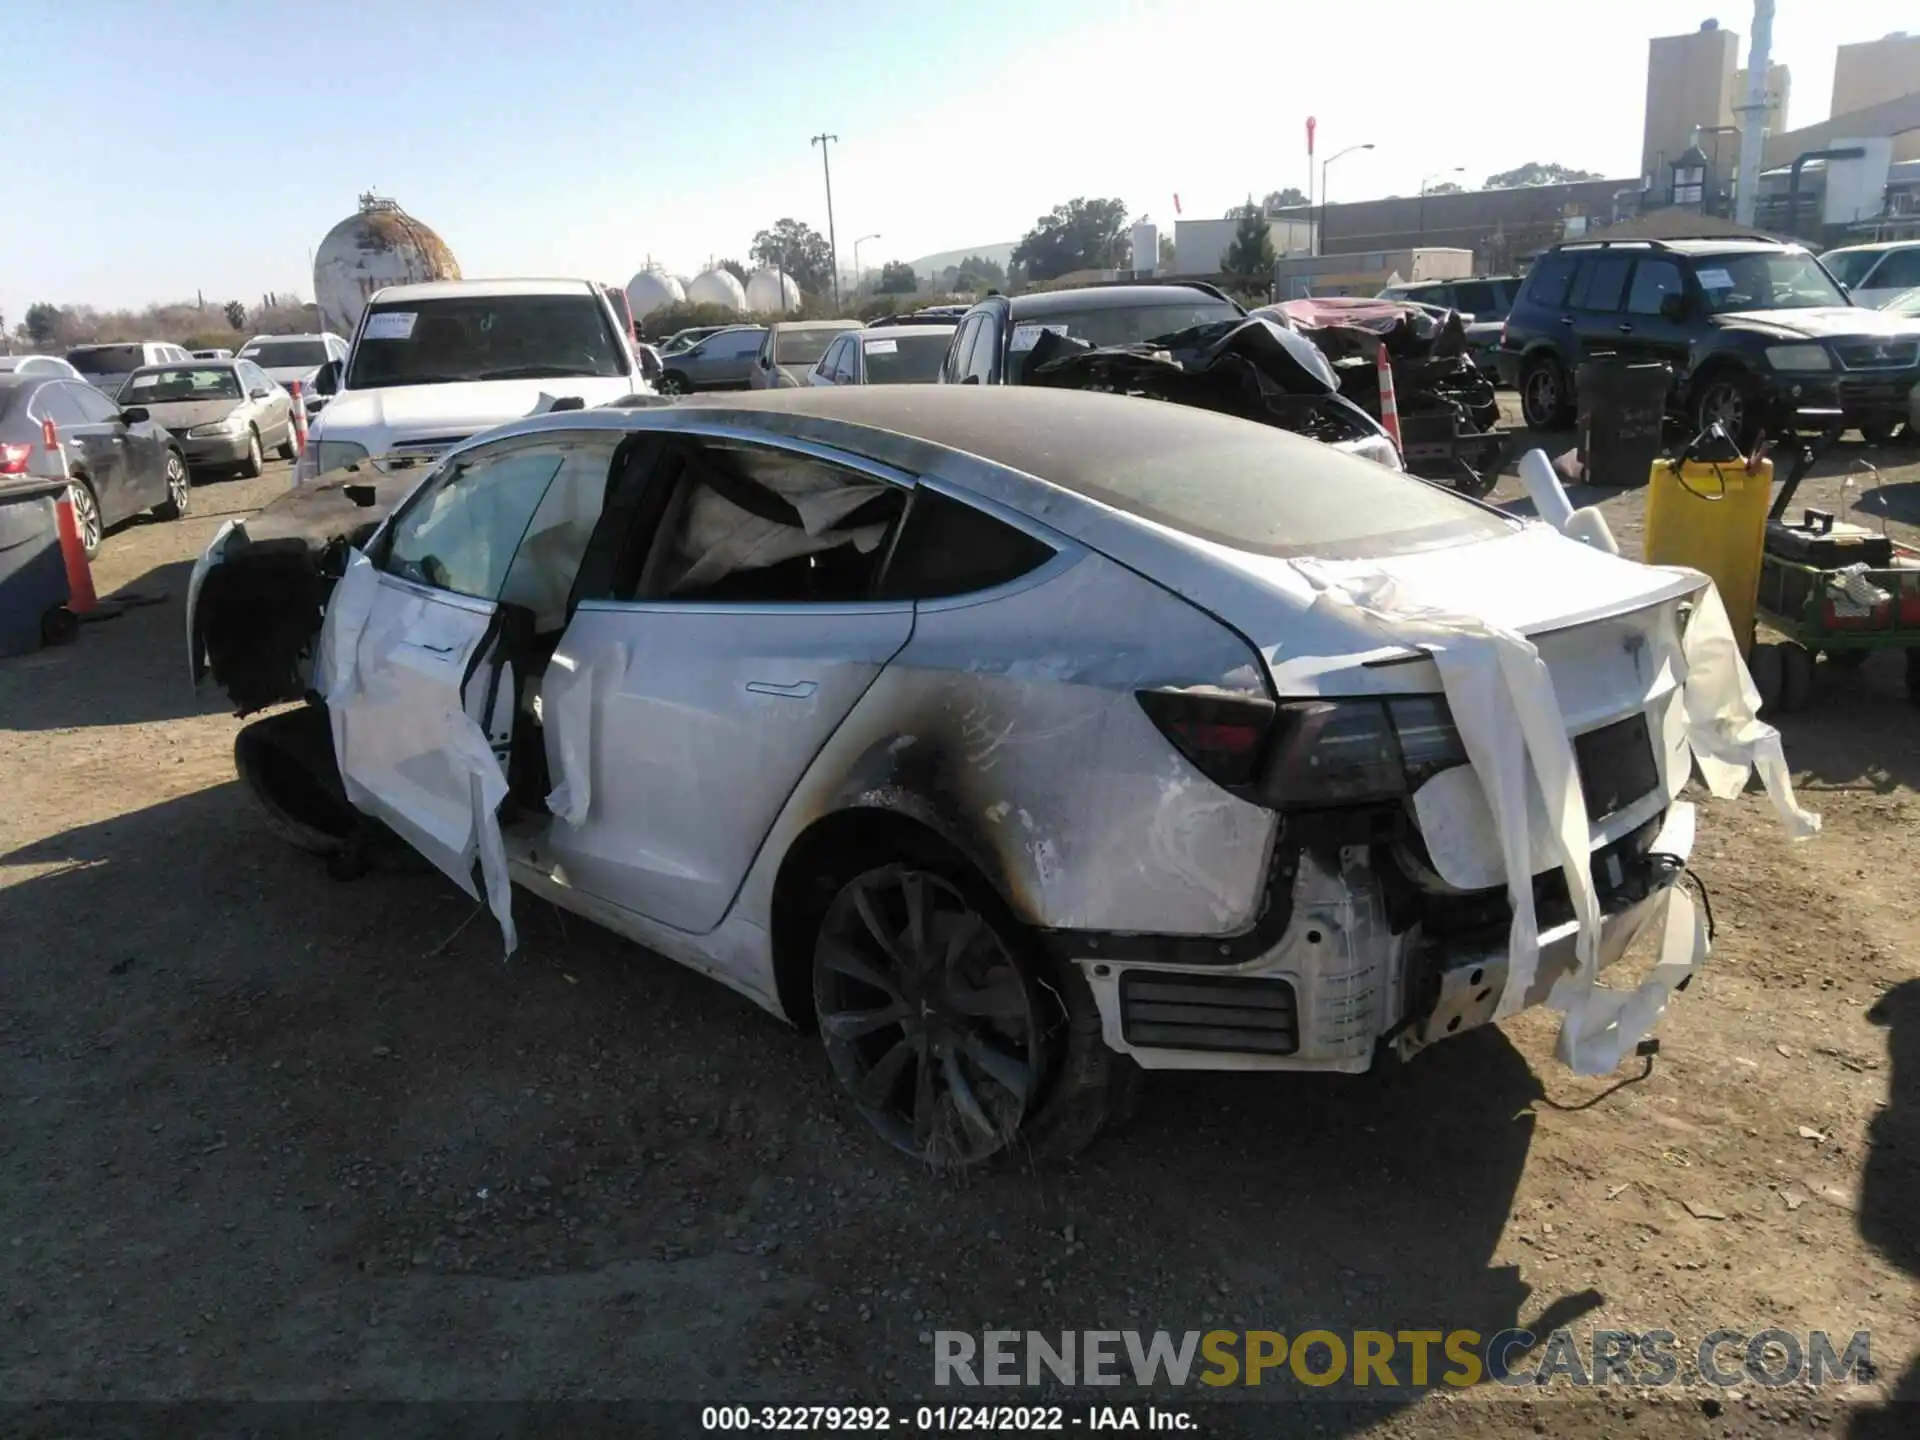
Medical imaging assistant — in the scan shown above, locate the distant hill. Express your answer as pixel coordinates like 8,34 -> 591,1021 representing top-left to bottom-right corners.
904,242 -> 1017,276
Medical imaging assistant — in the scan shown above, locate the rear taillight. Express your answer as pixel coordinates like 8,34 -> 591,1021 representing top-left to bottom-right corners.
1135,688 -> 1277,789
1264,697 -> 1467,808
0,442 -> 33,474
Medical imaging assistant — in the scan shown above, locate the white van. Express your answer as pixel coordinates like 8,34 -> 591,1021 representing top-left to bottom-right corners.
65,341 -> 193,392
295,279 -> 649,482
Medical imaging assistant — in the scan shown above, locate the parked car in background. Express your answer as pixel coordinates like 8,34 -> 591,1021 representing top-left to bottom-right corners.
808,324 -> 955,386
65,341 -> 192,391
659,325 -> 745,355
190,385 -> 1710,1168
753,320 -> 864,388
1819,241 -> 1920,309
0,372 -> 189,555
118,359 -> 297,477
295,278 -> 648,482
0,355 -> 83,380
655,326 -> 767,394
865,306 -> 971,328
1379,276 -> 1519,379
1497,237 -> 1920,444
192,348 -> 235,360
236,333 -> 350,415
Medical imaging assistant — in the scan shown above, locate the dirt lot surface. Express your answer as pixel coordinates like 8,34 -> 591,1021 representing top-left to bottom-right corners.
4,429 -> 1918,1439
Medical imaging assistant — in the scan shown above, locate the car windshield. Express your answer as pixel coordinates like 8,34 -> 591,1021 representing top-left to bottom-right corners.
345,294 -> 626,389
66,345 -> 146,377
1819,250 -> 1883,288
1694,252 -> 1849,313
774,328 -> 851,365
120,366 -> 242,402
1006,300 -> 1242,381
240,340 -> 328,369
863,333 -> 952,384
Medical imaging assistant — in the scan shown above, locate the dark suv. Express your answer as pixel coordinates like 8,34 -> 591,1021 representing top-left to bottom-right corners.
1497,238 -> 1920,443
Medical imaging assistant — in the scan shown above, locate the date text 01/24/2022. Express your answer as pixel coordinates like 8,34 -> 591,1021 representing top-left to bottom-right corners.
700,1404 -> 1198,1431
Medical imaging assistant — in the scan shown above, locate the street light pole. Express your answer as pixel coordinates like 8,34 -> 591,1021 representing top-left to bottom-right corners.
1318,143 -> 1374,258
811,133 -> 841,308
1418,166 -> 1465,245
852,233 -> 880,296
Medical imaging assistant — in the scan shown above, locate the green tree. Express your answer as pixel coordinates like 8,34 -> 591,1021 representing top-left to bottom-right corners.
954,253 -> 1006,290
1484,161 -> 1603,189
1221,199 -> 1276,284
1424,181 -> 1465,196
1011,197 -> 1130,283
876,260 -> 918,294
1263,187 -> 1308,212
24,302 -> 61,347
223,300 -> 247,330
750,220 -> 833,298
1158,233 -> 1176,271
717,258 -> 749,284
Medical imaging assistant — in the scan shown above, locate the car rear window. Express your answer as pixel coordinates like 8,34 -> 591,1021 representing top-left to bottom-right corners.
1051,407 -> 1513,560
863,333 -> 950,384
774,328 -> 850,366
66,345 -> 146,376
240,340 -> 329,369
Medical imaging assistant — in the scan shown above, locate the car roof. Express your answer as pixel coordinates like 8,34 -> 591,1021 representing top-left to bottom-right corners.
767,319 -> 862,332
242,332 -> 336,344
1006,284 -> 1238,318
856,325 -> 953,339
131,358 -> 237,370
66,340 -> 173,352
1822,241 -> 1915,255
368,279 -> 598,302
491,384 -> 1345,499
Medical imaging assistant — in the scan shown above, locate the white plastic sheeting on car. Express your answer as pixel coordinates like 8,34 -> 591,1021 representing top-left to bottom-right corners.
316,550 -> 381,807
441,703 -> 518,956
541,644 -> 614,829
1291,554 -> 1816,1076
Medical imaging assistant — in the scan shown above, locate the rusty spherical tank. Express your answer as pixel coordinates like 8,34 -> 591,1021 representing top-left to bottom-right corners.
313,194 -> 461,338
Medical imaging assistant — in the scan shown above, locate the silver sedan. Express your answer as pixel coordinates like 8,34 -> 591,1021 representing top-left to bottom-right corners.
118,359 -> 298,476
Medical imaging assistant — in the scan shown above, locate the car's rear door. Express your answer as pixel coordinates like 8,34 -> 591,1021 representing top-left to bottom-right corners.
540,430 -> 914,933
330,434 -> 603,893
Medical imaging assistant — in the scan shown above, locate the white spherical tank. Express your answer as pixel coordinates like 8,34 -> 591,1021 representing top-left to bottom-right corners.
745,267 -> 802,314
685,269 -> 747,311
626,269 -> 685,319
313,193 -> 460,338
1131,222 -> 1159,276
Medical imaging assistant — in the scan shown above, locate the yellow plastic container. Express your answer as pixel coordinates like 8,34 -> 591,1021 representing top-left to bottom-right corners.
1644,456 -> 1773,653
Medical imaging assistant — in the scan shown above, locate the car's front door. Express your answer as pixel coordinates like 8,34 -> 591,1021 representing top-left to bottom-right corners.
541,432 -> 914,933
71,380 -> 168,516
1613,257 -> 1693,376
330,436 -> 595,899
1567,253 -> 1635,362
43,382 -> 133,523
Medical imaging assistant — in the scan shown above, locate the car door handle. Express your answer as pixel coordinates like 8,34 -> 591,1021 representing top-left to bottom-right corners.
1558,317 -> 1575,326
745,679 -> 817,699
1616,324 -> 1634,334
402,640 -> 458,655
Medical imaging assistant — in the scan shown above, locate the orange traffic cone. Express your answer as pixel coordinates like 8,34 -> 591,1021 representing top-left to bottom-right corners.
53,492 -> 98,614
1375,342 -> 1404,457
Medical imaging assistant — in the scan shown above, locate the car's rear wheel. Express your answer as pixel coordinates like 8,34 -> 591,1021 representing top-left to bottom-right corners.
151,450 -> 191,521
67,480 -> 102,558
1692,370 -> 1759,449
1519,355 -> 1573,430
237,427 -> 263,479
658,372 -> 690,395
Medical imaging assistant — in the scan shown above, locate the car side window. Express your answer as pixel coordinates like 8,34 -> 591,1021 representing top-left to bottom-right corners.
35,383 -> 88,426
1453,282 -> 1495,313
496,437 -> 623,634
876,486 -> 1056,601
1874,248 -> 1920,288
631,440 -> 906,605
1626,259 -> 1684,315
379,443 -> 572,600
962,317 -> 997,384
945,317 -> 980,382
834,338 -> 859,383
1574,256 -> 1632,313
70,384 -> 122,423
1522,254 -> 1578,309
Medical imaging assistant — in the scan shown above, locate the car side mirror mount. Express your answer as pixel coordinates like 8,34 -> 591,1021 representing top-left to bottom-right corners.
960,374 -> 981,386
1659,293 -> 1689,321
249,386 -> 270,399
120,406 -> 150,423
313,360 -> 342,396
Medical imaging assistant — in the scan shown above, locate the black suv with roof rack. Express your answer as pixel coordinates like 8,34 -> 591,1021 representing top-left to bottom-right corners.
1496,236 -> 1919,444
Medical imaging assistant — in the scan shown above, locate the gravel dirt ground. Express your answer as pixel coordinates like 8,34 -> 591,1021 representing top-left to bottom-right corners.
3,425 -> 1918,1440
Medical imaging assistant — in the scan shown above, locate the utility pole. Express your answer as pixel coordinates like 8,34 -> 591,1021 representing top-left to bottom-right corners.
1733,0 -> 1775,226
811,133 -> 840,307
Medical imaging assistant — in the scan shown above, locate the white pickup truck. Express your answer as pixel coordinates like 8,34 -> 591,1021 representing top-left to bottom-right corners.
295,278 -> 649,482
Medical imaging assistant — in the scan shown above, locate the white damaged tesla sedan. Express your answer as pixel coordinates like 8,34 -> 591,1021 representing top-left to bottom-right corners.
186,386 -> 1811,1167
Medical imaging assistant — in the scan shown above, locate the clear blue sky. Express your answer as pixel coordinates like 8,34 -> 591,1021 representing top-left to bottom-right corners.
2,0 -> 1907,328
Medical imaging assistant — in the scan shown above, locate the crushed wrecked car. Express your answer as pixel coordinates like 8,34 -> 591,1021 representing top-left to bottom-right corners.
1260,296 -> 1507,494
188,385 -> 1815,1169
938,282 -> 1404,470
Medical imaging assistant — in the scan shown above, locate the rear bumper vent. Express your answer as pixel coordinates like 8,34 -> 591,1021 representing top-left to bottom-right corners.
1118,971 -> 1299,1055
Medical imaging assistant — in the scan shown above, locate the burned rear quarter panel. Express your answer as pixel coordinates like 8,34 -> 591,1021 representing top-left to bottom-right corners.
738,537 -> 1281,939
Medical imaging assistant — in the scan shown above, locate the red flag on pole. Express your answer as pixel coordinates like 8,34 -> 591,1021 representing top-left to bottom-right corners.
1306,115 -> 1317,156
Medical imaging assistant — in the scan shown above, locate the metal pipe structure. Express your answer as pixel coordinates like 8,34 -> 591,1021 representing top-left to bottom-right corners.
1733,0 -> 1775,226
1317,144 -> 1374,257
1785,147 -> 1866,238
811,133 -> 841,307
852,234 -> 880,296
